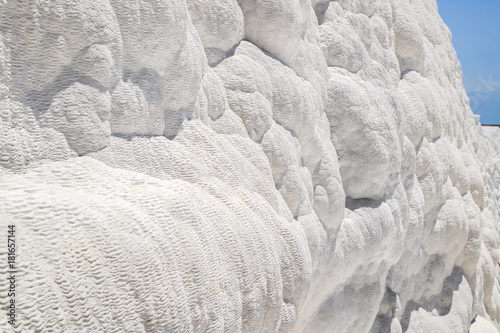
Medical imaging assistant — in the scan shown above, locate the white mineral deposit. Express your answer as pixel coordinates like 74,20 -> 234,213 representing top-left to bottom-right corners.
0,0 -> 499,332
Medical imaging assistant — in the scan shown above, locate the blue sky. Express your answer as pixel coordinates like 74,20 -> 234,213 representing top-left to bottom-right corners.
438,0 -> 500,124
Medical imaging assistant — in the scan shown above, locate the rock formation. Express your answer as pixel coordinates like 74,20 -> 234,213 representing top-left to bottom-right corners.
0,0 -> 499,332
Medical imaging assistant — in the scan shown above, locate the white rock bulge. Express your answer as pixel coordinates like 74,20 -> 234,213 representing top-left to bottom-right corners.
0,0 -> 499,332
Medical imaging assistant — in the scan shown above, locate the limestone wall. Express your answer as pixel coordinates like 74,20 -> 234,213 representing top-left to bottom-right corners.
0,1 -> 499,332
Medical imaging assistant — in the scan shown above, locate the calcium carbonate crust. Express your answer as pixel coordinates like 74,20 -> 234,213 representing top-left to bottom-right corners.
0,0 -> 499,333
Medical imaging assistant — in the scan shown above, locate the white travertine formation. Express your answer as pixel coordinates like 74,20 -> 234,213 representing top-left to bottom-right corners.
0,0 -> 499,332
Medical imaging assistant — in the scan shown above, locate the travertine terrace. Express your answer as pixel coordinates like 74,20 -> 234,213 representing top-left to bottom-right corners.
0,0 -> 499,332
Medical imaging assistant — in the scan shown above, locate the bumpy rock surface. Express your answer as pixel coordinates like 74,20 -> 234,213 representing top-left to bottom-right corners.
0,0 -> 499,332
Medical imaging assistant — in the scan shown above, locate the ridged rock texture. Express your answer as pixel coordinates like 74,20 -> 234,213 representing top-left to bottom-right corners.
0,0 -> 499,332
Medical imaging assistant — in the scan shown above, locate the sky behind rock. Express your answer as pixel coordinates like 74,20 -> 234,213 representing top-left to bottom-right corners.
438,0 -> 500,124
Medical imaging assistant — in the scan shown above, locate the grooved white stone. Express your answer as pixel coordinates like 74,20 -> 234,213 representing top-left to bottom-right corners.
0,0 -> 499,332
